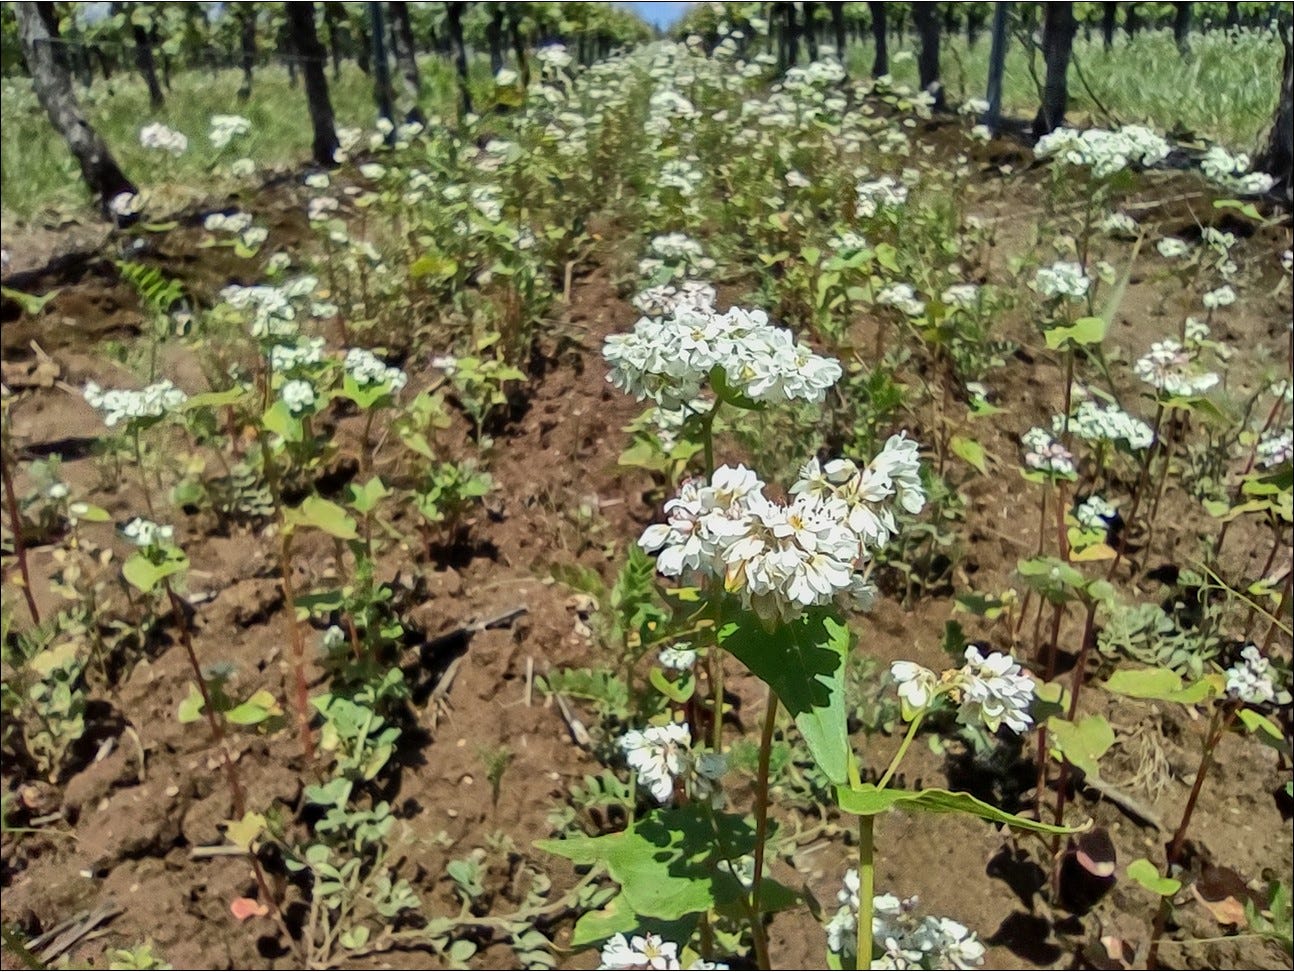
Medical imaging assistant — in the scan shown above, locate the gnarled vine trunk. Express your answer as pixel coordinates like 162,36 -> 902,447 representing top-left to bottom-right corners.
1256,29 -> 1293,203
284,2 -> 340,166
15,1 -> 137,217
389,2 -> 424,123
868,1 -> 888,77
1033,2 -> 1076,135
912,2 -> 943,108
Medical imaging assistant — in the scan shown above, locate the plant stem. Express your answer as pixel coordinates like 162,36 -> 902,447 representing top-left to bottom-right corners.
133,429 -> 155,518
1262,571 -> 1292,654
856,815 -> 876,971
877,712 -> 924,790
1049,598 -> 1099,894
1,447 -> 40,626
1149,705 -> 1236,967
750,690 -> 779,937
1108,403 -> 1164,579
163,578 -> 246,818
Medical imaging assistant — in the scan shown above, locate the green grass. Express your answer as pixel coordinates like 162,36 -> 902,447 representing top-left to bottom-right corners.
0,55 -> 484,223
1,28 -> 1280,224
844,26 -> 1281,149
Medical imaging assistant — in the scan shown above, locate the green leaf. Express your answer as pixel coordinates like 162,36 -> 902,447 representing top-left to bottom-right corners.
949,435 -> 988,474
538,807 -> 783,921
1237,709 -> 1291,755
649,667 -> 694,704
1047,715 -> 1114,779
225,812 -> 265,851
1,285 -> 61,316
1103,668 -> 1219,704
409,251 -> 459,281
1044,316 -> 1106,349
348,476 -> 388,514
178,683 -> 205,723
1213,198 -> 1263,222
122,548 -> 188,593
718,609 -> 851,784
1128,857 -> 1180,897
571,895 -> 698,948
835,784 -> 1084,835
226,689 -> 282,725
800,244 -> 822,266
286,496 -> 358,540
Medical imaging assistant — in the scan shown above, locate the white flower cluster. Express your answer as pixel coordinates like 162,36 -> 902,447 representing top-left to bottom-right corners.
598,932 -> 728,971
1225,645 -> 1291,706
1134,340 -> 1219,398
1256,427 -> 1293,468
269,337 -> 326,374
638,233 -> 716,280
855,175 -> 908,218
1075,495 -> 1117,531
344,347 -> 408,392
83,379 -> 187,428
1053,398 -> 1154,450
209,114 -> 251,150
220,276 -> 318,339
122,517 -> 175,548
1200,145 -> 1277,195
1033,125 -> 1170,178
1202,285 -> 1236,309
829,230 -> 869,254
604,304 -> 841,409
1100,211 -> 1138,237
1157,237 -> 1191,260
139,122 -> 188,156
204,211 -> 253,234
619,722 -> 726,805
308,195 -> 339,222
889,646 -> 1035,733
659,157 -> 704,195
1021,427 -> 1076,478
941,283 -> 980,309
631,280 -> 716,317
641,439 -> 922,622
1032,261 -> 1090,300
877,282 -> 926,317
280,378 -> 317,414
825,872 -> 986,969
535,42 -> 573,69
658,643 -> 698,670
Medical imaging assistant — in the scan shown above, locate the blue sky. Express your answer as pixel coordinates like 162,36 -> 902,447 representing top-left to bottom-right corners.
619,2 -> 695,30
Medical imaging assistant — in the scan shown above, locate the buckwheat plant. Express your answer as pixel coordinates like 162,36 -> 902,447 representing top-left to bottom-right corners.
543,300 -> 1075,970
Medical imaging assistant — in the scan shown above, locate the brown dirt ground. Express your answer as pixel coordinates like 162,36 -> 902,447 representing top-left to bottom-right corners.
2,152 -> 1292,971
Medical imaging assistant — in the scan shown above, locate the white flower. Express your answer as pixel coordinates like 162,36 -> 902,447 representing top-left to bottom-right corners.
304,173 -> 330,189
1034,125 -> 1169,178
494,67 -> 518,86
619,723 -> 724,806
343,347 -> 408,392
83,379 -> 187,427
321,625 -> 347,652
785,169 -> 810,188
877,282 -> 926,317
1021,427 -> 1076,478
1201,144 -> 1276,195
269,337 -> 326,374
658,644 -> 698,670
631,280 -> 716,317
1075,495 -> 1116,531
891,661 -> 938,714
825,871 -> 985,968
1053,398 -> 1154,451
855,175 -> 908,217
1202,285 -> 1236,309
1101,212 -> 1138,237
970,124 -> 992,142
308,196 -> 339,222
1282,249 -> 1292,274
109,192 -> 144,217
1256,428 -> 1292,468
1032,261 -> 1090,300
1157,237 -> 1191,259
121,517 -> 175,548
139,122 -> 187,156
230,157 -> 255,178
941,283 -> 980,309
1225,645 -> 1291,705
208,114 -> 251,149
45,482 -> 69,500
954,646 -> 1034,734
604,305 -> 840,409
359,162 -> 386,180
599,932 -> 680,971
281,379 -> 317,414
1134,340 -> 1219,398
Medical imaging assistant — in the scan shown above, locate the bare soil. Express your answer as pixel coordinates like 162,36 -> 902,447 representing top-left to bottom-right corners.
2,155 -> 1291,971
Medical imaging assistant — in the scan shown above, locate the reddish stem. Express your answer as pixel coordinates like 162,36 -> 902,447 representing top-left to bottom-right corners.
1,452 -> 40,626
